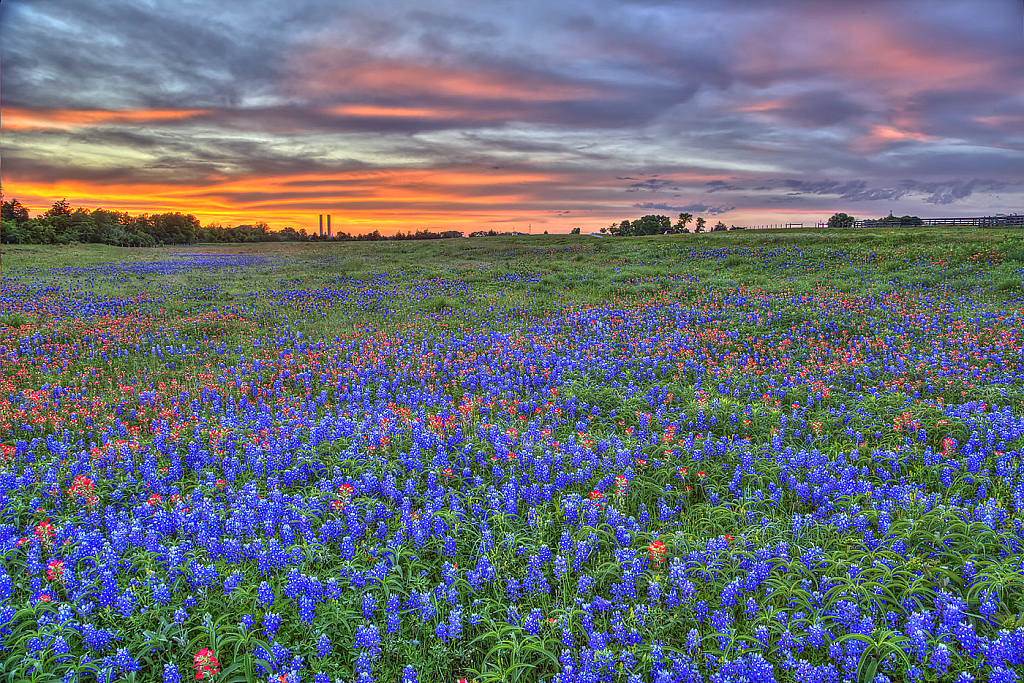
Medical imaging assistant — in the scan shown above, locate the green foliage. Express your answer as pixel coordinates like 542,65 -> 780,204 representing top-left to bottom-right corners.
828,212 -> 856,228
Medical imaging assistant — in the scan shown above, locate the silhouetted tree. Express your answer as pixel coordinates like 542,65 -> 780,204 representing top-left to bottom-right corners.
1,198 -> 30,224
675,212 -> 693,233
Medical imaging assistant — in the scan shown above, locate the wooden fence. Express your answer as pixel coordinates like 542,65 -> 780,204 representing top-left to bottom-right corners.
851,214 -> 1024,229
747,215 -> 1023,230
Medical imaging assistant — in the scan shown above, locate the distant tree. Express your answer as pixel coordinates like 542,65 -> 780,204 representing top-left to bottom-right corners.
712,221 -> 728,232
728,224 -> 745,231
571,227 -> 581,234
694,217 -> 706,233
68,208 -> 97,242
827,212 -> 855,228
631,214 -> 672,236
276,227 -> 302,241
39,199 -> 75,243
92,209 -> 133,245
44,198 -> 72,219
675,212 -> 693,233
609,220 -> 631,237
898,215 -> 923,226
151,212 -> 200,244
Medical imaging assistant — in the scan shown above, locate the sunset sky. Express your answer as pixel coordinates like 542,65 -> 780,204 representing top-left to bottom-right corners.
1,0 -> 1021,234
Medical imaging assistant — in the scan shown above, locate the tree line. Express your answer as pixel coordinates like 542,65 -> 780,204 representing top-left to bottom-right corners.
600,213 -> 746,236
0,196 -> 462,245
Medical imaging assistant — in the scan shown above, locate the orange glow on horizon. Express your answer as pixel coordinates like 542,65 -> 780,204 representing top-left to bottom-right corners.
1,162 -> 836,235
0,174 -> 839,236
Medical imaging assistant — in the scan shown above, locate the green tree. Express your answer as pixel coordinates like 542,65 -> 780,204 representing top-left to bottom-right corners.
151,212 -> 200,244
92,209 -> 133,245
631,214 -> 672,236
1,219 -> 25,243
41,198 -> 75,242
128,214 -> 157,246
570,227 -> 581,234
67,208 -> 97,242
827,212 -> 855,228
609,220 -> 631,237
712,220 -> 728,232
674,212 -> 693,233
694,217 -> 706,233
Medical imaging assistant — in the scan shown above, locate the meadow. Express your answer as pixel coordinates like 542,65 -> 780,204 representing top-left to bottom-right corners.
1,226 -> 1024,683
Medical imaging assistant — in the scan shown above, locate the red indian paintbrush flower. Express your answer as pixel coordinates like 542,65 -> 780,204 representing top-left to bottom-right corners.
649,539 -> 666,564
193,648 -> 220,680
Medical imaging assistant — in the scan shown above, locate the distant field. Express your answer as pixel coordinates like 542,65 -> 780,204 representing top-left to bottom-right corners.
2,227 -> 1024,682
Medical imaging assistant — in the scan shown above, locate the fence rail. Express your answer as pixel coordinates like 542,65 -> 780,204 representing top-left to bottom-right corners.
747,215 -> 1023,230
851,214 -> 1024,229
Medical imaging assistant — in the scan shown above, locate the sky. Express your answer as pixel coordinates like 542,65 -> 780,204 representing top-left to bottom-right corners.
1,0 -> 1022,234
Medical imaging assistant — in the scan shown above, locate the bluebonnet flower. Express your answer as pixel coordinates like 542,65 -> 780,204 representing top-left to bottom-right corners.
990,667 -> 1019,683
931,643 -> 951,678
223,571 -> 243,595
448,607 -> 463,641
385,594 -> 401,633
317,633 -> 332,659
114,647 -> 140,673
264,612 -> 281,639
362,593 -> 376,620
257,581 -> 274,608
152,582 -> 171,604
524,608 -> 542,636
162,663 -> 181,683
354,624 -> 381,659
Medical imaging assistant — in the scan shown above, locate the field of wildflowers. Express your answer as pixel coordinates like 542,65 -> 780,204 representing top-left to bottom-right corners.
2,228 -> 1024,683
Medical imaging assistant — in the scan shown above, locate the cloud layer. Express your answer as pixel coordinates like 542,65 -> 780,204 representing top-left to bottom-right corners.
1,0 -> 1021,231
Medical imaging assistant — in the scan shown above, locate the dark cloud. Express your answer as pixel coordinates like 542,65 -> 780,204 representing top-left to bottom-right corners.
761,178 -> 1010,205
626,178 -> 677,193
705,180 -> 744,192
755,90 -> 868,127
633,202 -> 735,215
915,179 -> 1008,205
